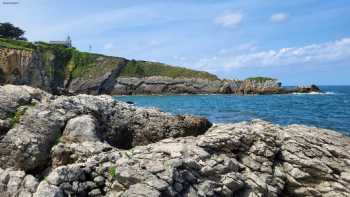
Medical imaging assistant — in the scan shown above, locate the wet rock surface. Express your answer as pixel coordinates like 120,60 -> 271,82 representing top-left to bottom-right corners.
0,85 -> 348,197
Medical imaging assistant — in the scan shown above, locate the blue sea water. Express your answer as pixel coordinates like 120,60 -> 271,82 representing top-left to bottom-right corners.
115,86 -> 350,135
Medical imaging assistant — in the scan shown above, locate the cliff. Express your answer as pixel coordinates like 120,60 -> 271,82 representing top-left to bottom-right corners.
0,85 -> 348,197
0,38 -> 320,95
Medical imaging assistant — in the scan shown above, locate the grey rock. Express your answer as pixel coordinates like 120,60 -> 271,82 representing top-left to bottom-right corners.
93,176 -> 105,187
0,86 -> 348,197
23,175 -> 39,192
121,183 -> 160,197
89,188 -> 102,196
33,181 -> 64,197
7,170 -> 26,193
62,114 -> 99,142
0,85 -> 210,171
46,165 -> 86,185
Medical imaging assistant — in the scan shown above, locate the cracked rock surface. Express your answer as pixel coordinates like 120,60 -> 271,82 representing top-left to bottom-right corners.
0,85 -> 349,197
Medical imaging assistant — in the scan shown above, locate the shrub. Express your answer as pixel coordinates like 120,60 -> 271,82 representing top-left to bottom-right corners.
246,76 -> 276,83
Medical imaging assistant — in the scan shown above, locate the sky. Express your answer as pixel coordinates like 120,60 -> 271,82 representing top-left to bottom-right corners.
1,0 -> 350,85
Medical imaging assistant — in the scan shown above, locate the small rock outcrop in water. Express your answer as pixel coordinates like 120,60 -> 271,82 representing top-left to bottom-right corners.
0,85 -> 348,197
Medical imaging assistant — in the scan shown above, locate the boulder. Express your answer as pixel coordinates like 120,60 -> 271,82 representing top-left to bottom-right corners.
0,85 -> 211,172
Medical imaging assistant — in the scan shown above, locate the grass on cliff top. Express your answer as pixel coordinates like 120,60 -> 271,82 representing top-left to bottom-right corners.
120,60 -> 219,81
245,76 -> 277,83
0,38 -> 35,50
0,38 -> 220,81
70,52 -> 126,79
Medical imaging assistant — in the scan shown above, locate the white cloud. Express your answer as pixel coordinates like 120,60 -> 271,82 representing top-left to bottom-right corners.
215,12 -> 243,27
270,13 -> 288,23
103,43 -> 115,50
194,38 -> 350,70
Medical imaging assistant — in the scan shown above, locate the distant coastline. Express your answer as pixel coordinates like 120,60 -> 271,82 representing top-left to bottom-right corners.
0,38 -> 320,95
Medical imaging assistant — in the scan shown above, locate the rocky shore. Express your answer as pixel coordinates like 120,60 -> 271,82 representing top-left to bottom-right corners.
110,77 -> 320,95
0,85 -> 348,197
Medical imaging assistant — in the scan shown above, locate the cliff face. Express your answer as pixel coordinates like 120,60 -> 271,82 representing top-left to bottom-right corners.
0,85 -> 348,197
0,39 -> 319,95
0,48 -> 49,90
0,40 -> 129,95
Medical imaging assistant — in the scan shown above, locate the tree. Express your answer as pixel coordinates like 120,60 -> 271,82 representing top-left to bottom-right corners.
0,22 -> 26,40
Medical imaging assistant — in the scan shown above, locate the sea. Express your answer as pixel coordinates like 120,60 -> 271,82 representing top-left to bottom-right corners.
115,86 -> 350,135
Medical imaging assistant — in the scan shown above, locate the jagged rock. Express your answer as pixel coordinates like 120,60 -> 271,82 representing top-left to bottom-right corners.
33,181 -> 64,197
0,85 -> 347,197
26,120 -> 348,197
0,85 -> 211,172
0,168 -> 39,196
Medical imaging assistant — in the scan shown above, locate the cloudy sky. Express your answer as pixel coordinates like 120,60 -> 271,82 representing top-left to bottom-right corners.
1,0 -> 350,85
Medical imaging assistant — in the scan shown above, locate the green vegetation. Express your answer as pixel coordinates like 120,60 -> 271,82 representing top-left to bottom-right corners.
0,22 -> 26,40
109,166 -> 117,178
9,107 -> 28,127
246,76 -> 276,83
1,23 -> 220,83
0,38 -> 34,50
36,43 -> 73,83
70,51 -> 94,78
120,60 -> 219,81
0,38 -> 105,79
0,38 -> 219,82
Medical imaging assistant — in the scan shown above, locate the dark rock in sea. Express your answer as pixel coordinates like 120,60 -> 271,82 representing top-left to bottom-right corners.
0,85 -> 348,197
294,84 -> 321,93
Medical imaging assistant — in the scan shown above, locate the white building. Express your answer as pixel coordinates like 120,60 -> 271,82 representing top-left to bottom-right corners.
49,36 -> 72,48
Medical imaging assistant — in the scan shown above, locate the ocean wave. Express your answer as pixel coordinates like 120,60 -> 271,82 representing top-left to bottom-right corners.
292,91 -> 336,95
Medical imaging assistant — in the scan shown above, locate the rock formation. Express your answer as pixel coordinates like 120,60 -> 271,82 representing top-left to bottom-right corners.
0,40 -> 320,95
0,85 -> 348,197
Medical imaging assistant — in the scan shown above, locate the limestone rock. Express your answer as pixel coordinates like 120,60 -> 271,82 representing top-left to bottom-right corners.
0,85 -> 347,197
0,85 -> 211,172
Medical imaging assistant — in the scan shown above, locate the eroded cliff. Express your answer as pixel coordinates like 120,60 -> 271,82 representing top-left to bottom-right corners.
0,38 -> 320,95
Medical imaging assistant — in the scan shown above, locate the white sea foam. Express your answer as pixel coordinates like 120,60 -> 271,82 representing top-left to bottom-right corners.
292,91 -> 336,95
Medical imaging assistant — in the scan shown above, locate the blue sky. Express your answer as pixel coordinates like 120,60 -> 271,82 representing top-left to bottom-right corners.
1,0 -> 350,85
